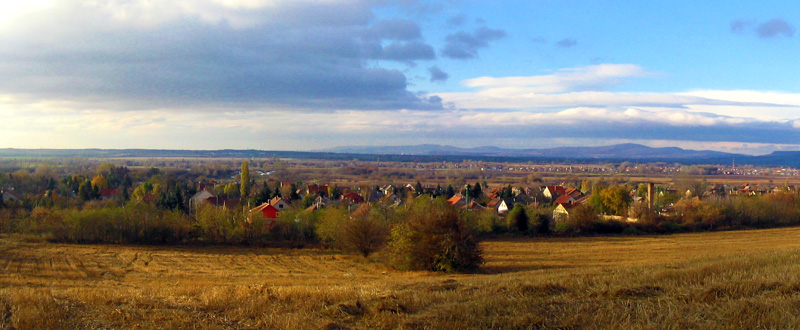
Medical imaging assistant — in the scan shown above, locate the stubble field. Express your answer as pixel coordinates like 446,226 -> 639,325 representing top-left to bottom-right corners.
2,228 -> 800,329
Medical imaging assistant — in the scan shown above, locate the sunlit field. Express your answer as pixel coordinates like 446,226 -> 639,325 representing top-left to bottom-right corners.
2,228 -> 800,329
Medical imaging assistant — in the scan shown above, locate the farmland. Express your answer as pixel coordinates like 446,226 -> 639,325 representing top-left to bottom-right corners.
3,227 -> 800,329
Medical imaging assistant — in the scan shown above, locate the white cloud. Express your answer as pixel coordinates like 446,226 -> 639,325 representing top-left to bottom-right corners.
462,64 -> 648,93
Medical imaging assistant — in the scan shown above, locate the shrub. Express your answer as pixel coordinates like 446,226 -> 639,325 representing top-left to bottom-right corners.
386,198 -> 482,273
316,205 -> 389,257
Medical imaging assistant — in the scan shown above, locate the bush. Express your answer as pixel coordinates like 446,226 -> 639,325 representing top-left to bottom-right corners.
316,204 -> 389,257
386,198 -> 482,273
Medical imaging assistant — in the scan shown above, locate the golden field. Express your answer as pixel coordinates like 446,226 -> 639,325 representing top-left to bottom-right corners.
2,228 -> 800,329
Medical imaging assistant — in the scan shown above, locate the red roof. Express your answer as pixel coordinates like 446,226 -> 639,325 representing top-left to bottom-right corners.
341,192 -> 364,203
553,194 -> 575,205
251,203 -> 280,219
446,195 -> 464,205
99,188 -> 118,197
547,186 -> 566,196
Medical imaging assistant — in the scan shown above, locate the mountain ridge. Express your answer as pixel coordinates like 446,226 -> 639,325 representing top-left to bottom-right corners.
319,143 -> 739,160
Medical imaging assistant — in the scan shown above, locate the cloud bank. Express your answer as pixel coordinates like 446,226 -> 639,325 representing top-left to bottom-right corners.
0,0 -> 444,111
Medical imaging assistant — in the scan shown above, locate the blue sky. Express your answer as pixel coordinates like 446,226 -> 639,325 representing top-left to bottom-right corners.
2,0 -> 800,155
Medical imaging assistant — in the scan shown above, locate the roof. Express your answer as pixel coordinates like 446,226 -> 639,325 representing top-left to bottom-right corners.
204,196 -> 239,209
341,192 -> 364,202
446,195 -> 464,205
99,188 -> 118,197
553,194 -> 576,205
251,202 -> 278,213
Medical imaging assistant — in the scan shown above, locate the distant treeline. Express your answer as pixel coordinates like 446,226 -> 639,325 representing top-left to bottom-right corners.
2,148 -> 799,166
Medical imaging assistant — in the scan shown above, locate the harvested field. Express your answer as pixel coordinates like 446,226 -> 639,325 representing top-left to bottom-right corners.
2,228 -> 800,329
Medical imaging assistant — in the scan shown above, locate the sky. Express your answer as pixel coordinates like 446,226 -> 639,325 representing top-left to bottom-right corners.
2,0 -> 800,155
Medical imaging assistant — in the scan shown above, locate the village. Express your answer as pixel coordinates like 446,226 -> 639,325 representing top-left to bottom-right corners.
2,156 -> 799,235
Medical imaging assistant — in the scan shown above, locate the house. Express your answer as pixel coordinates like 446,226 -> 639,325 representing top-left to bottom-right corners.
269,196 -> 289,210
1,189 -> 22,203
553,203 -> 577,222
553,194 -> 577,206
251,203 -> 280,219
313,196 -> 329,208
203,196 -> 239,209
564,188 -> 583,199
552,195 -> 590,222
487,198 -> 513,215
446,194 -> 465,206
543,186 -> 566,200
99,188 -> 119,200
306,184 -> 329,197
190,189 -> 216,209
464,201 -> 484,211
341,192 -> 364,204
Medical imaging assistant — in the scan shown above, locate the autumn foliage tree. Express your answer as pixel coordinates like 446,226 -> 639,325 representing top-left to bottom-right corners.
386,198 -> 483,272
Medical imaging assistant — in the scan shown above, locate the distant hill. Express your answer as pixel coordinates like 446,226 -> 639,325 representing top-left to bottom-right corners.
2,145 -> 797,166
321,143 -> 738,160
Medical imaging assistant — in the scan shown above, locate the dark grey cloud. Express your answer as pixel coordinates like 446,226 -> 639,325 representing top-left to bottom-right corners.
555,38 -> 577,48
0,1 -> 442,111
446,14 -> 466,27
365,19 -> 422,40
441,26 -> 507,59
731,18 -> 795,39
428,66 -> 449,82
757,19 -> 794,38
382,41 -> 436,61
730,19 -> 754,34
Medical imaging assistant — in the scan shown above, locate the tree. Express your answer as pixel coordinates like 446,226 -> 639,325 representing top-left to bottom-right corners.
445,185 -> 455,198
599,185 -> 632,216
502,184 -> 513,199
506,204 -> 529,232
471,182 -> 483,200
253,182 -> 272,205
78,181 -> 93,202
386,198 -> 483,272
91,175 -> 108,190
415,180 -> 424,196
224,183 -> 239,199
158,184 -> 186,213
240,161 -> 250,201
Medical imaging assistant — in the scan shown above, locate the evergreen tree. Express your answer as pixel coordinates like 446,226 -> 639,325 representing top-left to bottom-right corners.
445,185 -> 455,198
415,180 -> 424,196
471,182 -> 483,199
78,181 -> 92,201
507,204 -> 529,232
158,184 -> 186,213
288,182 -> 300,201
502,184 -> 514,199
254,182 -> 272,205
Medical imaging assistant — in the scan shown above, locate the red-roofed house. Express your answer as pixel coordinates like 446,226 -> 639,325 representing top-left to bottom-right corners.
99,188 -> 119,200
446,194 -> 465,206
543,186 -> 566,200
269,196 -> 289,210
341,192 -> 364,204
251,203 -> 280,219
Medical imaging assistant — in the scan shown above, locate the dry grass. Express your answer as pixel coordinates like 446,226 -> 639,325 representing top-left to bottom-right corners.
2,228 -> 800,329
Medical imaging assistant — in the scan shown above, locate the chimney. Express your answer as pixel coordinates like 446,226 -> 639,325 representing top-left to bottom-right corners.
647,182 -> 655,213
